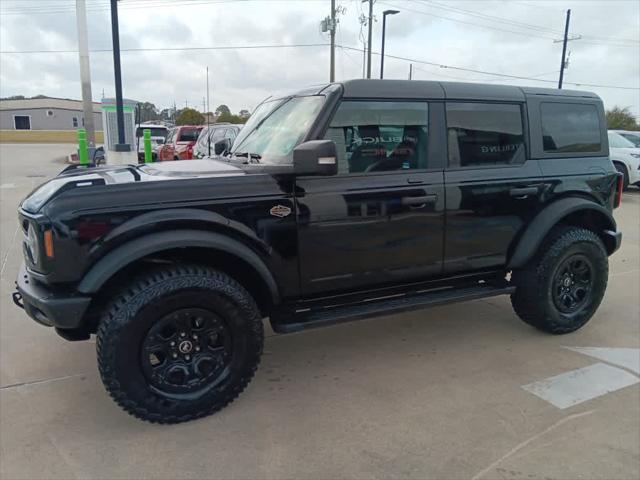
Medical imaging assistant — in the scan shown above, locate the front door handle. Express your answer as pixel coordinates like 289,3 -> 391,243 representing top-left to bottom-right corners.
401,194 -> 437,208
509,186 -> 539,198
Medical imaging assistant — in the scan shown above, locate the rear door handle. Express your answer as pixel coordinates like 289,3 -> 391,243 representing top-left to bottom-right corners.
509,186 -> 539,198
401,194 -> 437,208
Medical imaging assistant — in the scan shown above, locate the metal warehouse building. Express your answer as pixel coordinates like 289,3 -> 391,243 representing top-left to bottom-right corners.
0,97 -> 102,131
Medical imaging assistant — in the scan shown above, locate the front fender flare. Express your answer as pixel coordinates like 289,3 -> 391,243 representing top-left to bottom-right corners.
507,197 -> 617,269
77,229 -> 280,304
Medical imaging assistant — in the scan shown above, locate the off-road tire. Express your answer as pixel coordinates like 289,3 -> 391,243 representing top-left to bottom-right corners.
96,265 -> 263,423
511,226 -> 608,334
614,162 -> 629,191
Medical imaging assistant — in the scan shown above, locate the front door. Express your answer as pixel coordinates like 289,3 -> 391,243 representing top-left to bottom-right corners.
296,100 -> 445,296
443,101 -> 545,273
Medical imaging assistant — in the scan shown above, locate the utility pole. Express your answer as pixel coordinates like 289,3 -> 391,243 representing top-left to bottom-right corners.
330,0 -> 336,82
76,0 -> 95,147
409,63 -> 413,80
109,0 -> 129,153
558,9 -> 571,89
206,66 -> 211,156
364,0 -> 374,79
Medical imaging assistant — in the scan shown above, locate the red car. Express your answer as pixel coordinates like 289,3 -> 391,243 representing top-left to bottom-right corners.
157,126 -> 204,161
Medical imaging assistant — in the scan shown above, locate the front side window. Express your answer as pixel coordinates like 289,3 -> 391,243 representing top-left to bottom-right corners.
231,96 -> 325,162
324,101 -> 429,174
541,102 -> 601,153
619,133 -> 640,147
447,102 -> 525,168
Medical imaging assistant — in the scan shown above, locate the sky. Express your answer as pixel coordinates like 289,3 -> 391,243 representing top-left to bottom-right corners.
0,0 -> 638,117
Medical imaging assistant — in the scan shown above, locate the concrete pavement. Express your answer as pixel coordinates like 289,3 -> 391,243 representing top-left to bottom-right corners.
1,143 -> 638,479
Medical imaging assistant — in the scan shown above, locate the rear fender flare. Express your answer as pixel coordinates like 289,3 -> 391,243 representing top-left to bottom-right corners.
508,197 -> 616,269
77,229 -> 279,304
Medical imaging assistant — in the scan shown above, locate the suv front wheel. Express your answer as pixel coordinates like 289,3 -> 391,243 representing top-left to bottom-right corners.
511,226 -> 608,334
96,265 -> 263,423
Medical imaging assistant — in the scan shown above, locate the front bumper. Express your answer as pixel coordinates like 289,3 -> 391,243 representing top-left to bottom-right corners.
603,229 -> 622,255
14,262 -> 91,330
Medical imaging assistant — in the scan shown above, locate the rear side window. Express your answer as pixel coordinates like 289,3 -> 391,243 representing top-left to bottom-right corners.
540,103 -> 601,153
178,128 -> 201,142
446,103 -> 525,168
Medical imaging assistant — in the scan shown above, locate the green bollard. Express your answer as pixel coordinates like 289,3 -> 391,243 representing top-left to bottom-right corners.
77,128 -> 88,166
144,128 -> 153,163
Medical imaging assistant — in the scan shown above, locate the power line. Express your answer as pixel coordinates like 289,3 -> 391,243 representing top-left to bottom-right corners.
0,43 -> 330,54
336,44 -> 640,90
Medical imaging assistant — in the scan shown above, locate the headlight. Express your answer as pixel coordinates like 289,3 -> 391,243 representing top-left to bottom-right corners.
25,223 -> 39,265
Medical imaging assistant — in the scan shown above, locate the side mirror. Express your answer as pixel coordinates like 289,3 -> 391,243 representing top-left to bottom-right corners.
214,138 -> 230,155
293,140 -> 338,176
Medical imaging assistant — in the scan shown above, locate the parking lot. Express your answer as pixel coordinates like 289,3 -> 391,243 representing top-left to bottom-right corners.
0,143 -> 638,479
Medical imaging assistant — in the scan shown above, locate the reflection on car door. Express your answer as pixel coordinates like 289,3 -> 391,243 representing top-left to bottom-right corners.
296,100 -> 445,296
443,102 -> 545,273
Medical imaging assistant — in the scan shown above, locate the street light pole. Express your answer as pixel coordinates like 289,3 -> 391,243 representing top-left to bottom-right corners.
380,9 -> 399,79
110,0 -> 128,152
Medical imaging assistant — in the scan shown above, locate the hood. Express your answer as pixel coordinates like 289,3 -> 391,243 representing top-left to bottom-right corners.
21,159 -> 244,214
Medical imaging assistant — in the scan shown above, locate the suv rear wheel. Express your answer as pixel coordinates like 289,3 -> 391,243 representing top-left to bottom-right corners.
96,265 -> 263,423
511,226 -> 608,334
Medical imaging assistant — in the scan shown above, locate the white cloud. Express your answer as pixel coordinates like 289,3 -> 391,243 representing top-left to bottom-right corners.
1,0 -> 638,116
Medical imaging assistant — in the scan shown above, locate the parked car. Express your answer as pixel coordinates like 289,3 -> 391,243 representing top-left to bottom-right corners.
156,125 -> 204,161
193,123 -> 241,159
608,130 -> 640,189
610,129 -> 640,147
14,80 -> 623,424
135,124 -> 169,162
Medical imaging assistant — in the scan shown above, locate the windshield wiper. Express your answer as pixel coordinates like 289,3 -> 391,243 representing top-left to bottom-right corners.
233,152 -> 262,164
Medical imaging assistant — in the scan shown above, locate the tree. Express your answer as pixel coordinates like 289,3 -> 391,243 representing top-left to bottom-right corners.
238,109 -> 251,119
176,108 -> 205,125
216,112 -> 246,124
215,104 -> 231,116
606,106 -> 639,131
137,102 -> 159,123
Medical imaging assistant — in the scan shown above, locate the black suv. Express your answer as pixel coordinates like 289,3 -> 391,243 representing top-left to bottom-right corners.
14,80 -> 623,423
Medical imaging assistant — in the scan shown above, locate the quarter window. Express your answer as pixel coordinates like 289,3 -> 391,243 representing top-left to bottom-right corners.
540,103 -> 601,153
447,102 -> 525,168
324,101 -> 429,173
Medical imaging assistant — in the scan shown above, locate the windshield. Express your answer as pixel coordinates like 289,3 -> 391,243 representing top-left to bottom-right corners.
231,95 -> 325,162
136,127 -> 168,138
608,132 -> 636,148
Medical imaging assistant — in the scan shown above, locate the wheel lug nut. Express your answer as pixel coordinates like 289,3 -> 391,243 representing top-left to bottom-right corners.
192,334 -> 198,340
172,353 -> 178,359
195,346 -> 200,352
185,355 -> 191,361
180,332 -> 186,337
170,341 -> 175,346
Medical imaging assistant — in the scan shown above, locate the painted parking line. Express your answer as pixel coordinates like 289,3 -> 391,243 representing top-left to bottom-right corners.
0,183 -> 17,189
564,346 -> 640,375
522,362 -> 639,409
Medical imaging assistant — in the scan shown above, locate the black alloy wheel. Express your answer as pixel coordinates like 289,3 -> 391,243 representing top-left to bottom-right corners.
141,308 -> 232,396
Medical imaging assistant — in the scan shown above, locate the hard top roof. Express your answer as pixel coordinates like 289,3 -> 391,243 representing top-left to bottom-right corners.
277,79 -> 598,102
337,79 -> 599,101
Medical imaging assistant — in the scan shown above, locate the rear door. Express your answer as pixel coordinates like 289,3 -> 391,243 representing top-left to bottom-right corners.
296,100 -> 445,296
443,101 -> 545,273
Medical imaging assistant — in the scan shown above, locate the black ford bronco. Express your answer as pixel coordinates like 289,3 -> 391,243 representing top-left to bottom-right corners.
14,80 -> 623,423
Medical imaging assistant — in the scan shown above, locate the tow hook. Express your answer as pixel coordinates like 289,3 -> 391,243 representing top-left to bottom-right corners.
12,289 -> 24,310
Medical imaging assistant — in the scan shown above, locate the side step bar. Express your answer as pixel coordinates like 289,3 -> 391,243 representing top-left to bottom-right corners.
272,283 -> 515,334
